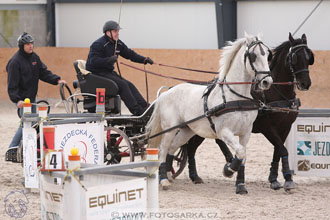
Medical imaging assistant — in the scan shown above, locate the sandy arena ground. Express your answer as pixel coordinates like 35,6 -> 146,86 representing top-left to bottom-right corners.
0,100 -> 330,220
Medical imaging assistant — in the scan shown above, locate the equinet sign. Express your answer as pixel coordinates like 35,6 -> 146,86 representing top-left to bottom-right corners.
297,123 -> 330,134
298,160 -> 330,171
89,188 -> 144,209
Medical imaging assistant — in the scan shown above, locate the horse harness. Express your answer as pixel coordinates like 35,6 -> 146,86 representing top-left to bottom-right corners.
244,38 -> 273,90
202,39 -> 273,133
286,43 -> 313,77
203,80 -> 259,133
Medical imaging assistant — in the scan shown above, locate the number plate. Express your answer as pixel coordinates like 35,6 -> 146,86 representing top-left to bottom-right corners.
41,150 -> 66,171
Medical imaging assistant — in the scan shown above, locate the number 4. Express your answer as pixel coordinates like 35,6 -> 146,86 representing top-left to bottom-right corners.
50,154 -> 57,169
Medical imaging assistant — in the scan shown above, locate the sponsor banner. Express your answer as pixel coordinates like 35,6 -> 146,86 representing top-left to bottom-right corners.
40,176 -> 64,220
54,123 -> 103,165
85,178 -> 147,220
286,117 -> 330,177
23,127 -> 38,188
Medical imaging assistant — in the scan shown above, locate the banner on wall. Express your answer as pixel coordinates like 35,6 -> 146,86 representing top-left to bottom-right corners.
286,117 -> 330,177
54,123 -> 104,165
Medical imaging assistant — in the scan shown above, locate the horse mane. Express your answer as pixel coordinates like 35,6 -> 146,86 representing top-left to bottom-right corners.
218,37 -> 247,81
270,37 -> 304,70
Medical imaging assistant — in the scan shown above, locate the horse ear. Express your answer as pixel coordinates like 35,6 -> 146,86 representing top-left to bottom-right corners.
289,32 -> 294,43
244,31 -> 253,44
257,32 -> 263,40
309,50 -> 314,65
302,33 -> 307,44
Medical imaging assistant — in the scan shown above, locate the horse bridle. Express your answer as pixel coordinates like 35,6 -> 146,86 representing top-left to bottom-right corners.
221,39 -> 272,102
244,39 -> 272,90
286,44 -> 311,77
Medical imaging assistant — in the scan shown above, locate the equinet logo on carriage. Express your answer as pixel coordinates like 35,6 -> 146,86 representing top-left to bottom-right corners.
297,160 -> 330,171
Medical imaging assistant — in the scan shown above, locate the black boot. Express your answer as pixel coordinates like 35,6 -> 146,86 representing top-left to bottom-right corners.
188,158 -> 204,184
268,162 -> 282,190
235,165 -> 248,194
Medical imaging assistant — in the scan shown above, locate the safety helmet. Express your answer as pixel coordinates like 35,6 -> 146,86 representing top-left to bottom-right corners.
103,20 -> 121,33
17,32 -> 34,47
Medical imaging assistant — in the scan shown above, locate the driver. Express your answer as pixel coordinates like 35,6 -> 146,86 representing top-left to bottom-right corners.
86,20 -> 153,116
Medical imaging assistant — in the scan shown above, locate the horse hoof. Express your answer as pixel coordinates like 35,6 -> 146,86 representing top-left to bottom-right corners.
270,180 -> 282,190
191,176 -> 204,184
284,180 -> 296,192
236,184 -> 248,195
223,163 -> 234,178
167,172 -> 174,183
160,179 -> 171,190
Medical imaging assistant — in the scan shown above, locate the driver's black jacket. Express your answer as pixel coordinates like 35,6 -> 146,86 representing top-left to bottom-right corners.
86,34 -> 146,75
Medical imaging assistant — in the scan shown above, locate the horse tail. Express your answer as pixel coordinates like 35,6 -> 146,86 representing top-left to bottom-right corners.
146,100 -> 162,148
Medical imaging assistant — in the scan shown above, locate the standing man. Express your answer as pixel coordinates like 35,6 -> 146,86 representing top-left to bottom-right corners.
86,20 -> 154,116
6,32 -> 65,162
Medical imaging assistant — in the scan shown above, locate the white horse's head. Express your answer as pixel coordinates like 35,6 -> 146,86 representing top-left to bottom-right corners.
244,32 -> 273,90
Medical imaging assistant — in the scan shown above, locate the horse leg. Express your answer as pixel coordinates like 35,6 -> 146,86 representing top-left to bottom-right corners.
214,138 -> 247,194
236,164 -> 248,194
165,154 -> 175,182
268,147 -> 282,190
215,139 -> 234,163
221,129 -> 247,178
281,151 -> 296,191
263,131 -> 295,191
158,131 -> 178,190
186,135 -> 205,184
161,128 -> 194,189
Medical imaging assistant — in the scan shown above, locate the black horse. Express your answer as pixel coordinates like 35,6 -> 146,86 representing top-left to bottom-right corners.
169,33 -> 314,194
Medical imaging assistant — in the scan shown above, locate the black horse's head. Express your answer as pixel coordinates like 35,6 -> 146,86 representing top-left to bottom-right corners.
285,33 -> 314,90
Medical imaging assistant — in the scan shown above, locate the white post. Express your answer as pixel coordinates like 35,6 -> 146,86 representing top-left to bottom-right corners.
23,99 -> 33,192
146,149 -> 159,217
64,148 -> 82,220
38,106 -> 48,173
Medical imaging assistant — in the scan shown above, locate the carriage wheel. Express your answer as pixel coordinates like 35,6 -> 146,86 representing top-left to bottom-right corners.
59,83 -> 76,113
171,145 -> 188,179
104,126 -> 134,165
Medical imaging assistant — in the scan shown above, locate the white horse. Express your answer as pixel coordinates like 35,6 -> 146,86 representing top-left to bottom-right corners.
146,33 -> 273,190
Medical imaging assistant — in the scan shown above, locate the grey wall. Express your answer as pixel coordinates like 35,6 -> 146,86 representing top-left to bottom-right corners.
55,2 -> 218,49
0,4 -> 48,48
237,0 -> 329,50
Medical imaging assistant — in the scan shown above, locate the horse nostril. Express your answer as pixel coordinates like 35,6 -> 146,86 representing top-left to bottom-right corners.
262,80 -> 269,88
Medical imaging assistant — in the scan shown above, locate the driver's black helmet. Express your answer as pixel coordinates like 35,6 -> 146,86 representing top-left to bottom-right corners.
103,20 -> 121,33
17,32 -> 34,47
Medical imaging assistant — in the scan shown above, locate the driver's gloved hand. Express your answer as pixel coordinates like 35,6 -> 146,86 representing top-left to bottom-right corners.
144,57 -> 153,65
109,55 -> 118,64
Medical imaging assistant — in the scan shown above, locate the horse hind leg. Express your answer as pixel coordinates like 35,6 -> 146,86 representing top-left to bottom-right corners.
158,131 -> 178,190
160,128 -> 195,190
186,135 -> 205,184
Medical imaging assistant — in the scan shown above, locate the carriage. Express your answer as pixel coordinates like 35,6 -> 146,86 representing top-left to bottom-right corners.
58,59 -> 188,176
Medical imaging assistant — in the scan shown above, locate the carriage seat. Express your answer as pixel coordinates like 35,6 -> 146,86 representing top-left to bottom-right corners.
74,60 -> 121,114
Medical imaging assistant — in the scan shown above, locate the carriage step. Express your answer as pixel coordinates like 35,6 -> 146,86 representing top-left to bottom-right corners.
5,146 -> 23,163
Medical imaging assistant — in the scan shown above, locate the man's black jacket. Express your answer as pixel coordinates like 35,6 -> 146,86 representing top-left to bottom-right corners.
7,50 -> 60,103
86,35 -> 146,75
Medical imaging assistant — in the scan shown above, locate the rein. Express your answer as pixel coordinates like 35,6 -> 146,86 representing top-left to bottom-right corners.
120,61 -> 293,86
155,62 -> 218,74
